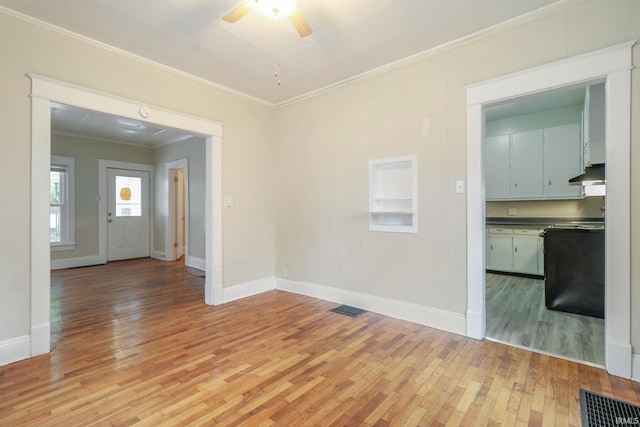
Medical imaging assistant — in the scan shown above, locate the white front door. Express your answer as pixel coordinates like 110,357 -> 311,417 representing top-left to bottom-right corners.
107,168 -> 150,261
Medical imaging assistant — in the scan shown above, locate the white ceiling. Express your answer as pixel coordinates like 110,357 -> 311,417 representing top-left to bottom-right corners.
485,86 -> 587,121
0,0 -> 560,105
51,102 -> 196,147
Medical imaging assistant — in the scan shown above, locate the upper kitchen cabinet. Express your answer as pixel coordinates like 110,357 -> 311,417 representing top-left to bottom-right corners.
485,135 -> 510,200
583,83 -> 606,167
484,90 -> 586,201
543,124 -> 583,198
511,129 -> 544,199
484,123 -> 582,201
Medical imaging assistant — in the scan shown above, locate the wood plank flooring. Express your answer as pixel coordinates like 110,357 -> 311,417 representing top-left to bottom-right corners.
485,273 -> 605,365
1,258 -> 638,426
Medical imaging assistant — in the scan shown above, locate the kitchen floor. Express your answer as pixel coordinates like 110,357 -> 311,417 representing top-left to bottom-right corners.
485,272 -> 605,366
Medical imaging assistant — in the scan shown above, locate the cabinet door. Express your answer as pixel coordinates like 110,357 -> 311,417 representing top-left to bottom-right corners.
511,130 -> 544,199
544,124 -> 583,198
488,234 -> 513,272
513,233 -> 539,275
485,135 -> 511,200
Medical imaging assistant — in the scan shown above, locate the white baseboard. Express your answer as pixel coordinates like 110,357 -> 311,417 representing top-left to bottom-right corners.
151,250 -> 166,261
466,309 -> 483,340
276,278 -> 466,336
223,277 -> 276,303
31,323 -> 50,357
632,353 -> 640,382
0,335 -> 30,366
50,255 -> 105,270
186,256 -> 205,271
607,340 -> 633,379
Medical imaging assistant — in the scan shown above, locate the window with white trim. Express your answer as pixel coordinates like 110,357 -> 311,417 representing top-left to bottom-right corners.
50,155 -> 75,251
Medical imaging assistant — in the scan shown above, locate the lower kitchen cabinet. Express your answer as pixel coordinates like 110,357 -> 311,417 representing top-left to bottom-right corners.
487,227 -> 544,276
487,228 -> 513,272
513,230 -> 540,275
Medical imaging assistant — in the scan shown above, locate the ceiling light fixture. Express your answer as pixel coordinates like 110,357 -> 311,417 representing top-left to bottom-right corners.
250,0 -> 297,18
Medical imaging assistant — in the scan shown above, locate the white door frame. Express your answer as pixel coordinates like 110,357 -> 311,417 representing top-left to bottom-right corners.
465,41 -> 634,379
166,158 -> 189,262
100,161 -> 154,262
29,74 -> 224,358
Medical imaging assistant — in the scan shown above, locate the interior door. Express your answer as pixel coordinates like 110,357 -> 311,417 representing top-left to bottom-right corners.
107,168 -> 150,261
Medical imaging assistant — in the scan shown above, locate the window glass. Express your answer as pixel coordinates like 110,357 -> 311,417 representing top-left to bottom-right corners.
49,169 -> 64,243
50,155 -> 75,249
115,176 -> 142,217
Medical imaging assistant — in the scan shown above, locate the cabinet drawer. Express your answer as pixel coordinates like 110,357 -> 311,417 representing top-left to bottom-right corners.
513,228 -> 540,236
487,228 -> 513,235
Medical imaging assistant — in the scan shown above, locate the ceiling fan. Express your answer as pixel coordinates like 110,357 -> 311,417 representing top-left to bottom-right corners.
223,0 -> 313,38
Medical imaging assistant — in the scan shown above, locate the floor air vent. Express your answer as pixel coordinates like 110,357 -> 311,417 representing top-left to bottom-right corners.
580,389 -> 640,427
330,305 -> 367,318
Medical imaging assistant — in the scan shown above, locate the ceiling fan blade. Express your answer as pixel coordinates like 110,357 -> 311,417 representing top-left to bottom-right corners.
288,10 -> 313,37
223,1 -> 252,23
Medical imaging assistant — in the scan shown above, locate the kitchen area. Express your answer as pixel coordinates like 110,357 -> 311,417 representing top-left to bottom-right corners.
484,83 -> 606,366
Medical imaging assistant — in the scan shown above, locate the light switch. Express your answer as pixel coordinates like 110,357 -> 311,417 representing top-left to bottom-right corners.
455,180 -> 465,194
225,197 -> 233,207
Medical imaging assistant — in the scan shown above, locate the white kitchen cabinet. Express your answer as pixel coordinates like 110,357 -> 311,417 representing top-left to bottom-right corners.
513,229 -> 540,275
485,124 -> 583,201
583,84 -> 606,166
543,124 -> 583,198
485,135 -> 511,200
511,130 -> 544,199
487,228 -> 513,272
368,155 -> 417,233
486,226 -> 544,276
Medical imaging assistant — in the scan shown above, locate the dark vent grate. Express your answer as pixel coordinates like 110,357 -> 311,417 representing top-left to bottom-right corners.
580,389 -> 640,427
330,305 -> 367,318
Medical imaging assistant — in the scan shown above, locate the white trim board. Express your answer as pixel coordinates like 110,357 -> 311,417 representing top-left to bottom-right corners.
276,278 -> 466,336
51,255 -> 105,270
465,41 -> 635,379
0,335 -> 31,367
29,74 -> 224,359
223,277 -> 276,304
633,353 -> 640,382
186,256 -> 205,271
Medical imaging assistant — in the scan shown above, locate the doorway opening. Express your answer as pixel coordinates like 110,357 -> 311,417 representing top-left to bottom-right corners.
482,83 -> 605,366
465,41 -> 634,379
166,159 -> 189,264
30,74 -> 223,358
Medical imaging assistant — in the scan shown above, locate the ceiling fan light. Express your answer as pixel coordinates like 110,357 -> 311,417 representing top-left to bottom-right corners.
251,0 -> 297,18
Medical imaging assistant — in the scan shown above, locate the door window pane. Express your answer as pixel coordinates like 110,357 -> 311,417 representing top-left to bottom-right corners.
115,176 -> 142,217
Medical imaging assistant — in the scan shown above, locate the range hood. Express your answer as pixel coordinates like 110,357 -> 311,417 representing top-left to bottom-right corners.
569,163 -> 605,197
569,163 -> 605,186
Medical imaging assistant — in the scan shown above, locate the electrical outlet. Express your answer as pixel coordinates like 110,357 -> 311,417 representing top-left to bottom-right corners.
225,197 -> 233,207
282,267 -> 288,278
507,208 -> 517,216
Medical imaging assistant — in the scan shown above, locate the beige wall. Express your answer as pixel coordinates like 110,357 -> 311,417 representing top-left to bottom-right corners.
51,134 -> 155,259
274,0 -> 640,348
0,11 -> 274,341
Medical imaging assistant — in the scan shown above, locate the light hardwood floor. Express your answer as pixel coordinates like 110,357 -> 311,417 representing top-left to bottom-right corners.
1,259 -> 638,426
485,272 -> 605,366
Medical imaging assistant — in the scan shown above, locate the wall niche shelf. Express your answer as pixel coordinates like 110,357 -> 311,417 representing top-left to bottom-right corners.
368,155 -> 417,233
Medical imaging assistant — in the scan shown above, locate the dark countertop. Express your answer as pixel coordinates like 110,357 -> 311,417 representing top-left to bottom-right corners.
486,217 -> 605,227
